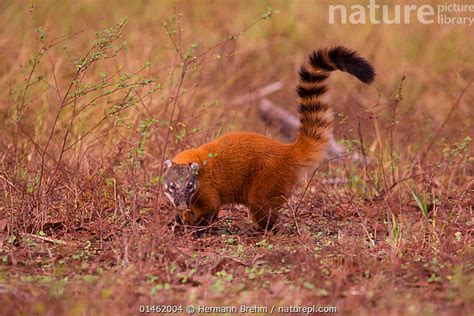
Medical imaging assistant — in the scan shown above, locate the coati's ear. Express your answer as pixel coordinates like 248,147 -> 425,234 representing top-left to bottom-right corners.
190,162 -> 200,173
164,159 -> 173,169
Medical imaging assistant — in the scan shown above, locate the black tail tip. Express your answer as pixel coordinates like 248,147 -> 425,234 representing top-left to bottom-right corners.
328,46 -> 376,84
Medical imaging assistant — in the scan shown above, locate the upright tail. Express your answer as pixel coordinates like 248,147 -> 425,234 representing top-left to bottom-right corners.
294,46 -> 375,165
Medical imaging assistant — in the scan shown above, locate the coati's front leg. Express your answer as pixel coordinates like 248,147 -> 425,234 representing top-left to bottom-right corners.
180,189 -> 221,227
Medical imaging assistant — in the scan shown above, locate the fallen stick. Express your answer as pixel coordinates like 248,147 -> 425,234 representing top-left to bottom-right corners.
231,81 -> 283,106
258,98 -> 299,138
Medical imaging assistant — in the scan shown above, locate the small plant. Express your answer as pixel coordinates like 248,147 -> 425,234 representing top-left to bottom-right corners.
386,212 -> 402,247
255,238 -> 274,250
410,187 -> 430,219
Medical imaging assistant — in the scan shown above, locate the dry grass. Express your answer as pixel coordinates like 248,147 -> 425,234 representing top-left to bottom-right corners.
0,1 -> 473,315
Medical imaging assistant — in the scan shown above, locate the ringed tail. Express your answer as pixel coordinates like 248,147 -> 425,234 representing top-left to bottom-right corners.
294,46 -> 375,164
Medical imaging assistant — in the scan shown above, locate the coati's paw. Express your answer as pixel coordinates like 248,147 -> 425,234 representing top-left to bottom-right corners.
174,214 -> 184,225
167,214 -> 184,234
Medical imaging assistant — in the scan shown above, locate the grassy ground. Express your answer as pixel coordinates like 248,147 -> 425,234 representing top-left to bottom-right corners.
0,1 -> 472,315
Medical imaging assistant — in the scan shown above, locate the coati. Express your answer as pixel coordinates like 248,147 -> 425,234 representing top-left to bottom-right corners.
163,46 -> 375,230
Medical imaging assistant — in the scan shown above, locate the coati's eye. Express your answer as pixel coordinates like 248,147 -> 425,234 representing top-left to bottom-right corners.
168,183 -> 177,191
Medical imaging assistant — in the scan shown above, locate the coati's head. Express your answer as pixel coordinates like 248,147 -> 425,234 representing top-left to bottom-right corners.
162,160 -> 200,211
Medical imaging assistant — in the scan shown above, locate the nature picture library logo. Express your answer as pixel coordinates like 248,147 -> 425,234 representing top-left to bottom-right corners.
328,0 -> 474,25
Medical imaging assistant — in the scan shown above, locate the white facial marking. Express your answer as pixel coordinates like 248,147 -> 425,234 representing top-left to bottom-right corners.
164,192 -> 175,206
168,182 -> 176,192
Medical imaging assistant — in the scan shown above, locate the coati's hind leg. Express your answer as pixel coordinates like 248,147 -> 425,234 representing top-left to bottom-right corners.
248,194 -> 285,231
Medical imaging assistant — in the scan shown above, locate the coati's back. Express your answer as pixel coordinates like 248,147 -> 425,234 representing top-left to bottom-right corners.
164,46 -> 375,229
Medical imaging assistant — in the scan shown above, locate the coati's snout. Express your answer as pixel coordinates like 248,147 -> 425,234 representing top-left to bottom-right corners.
162,160 -> 200,213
